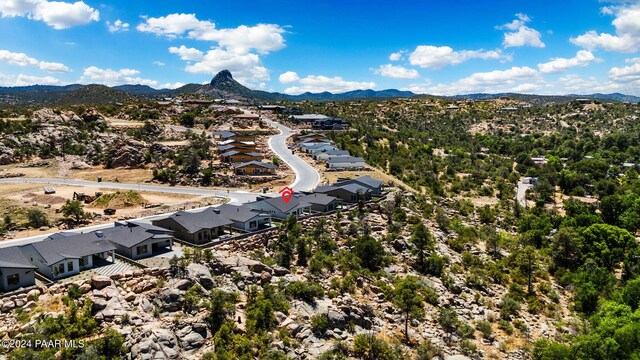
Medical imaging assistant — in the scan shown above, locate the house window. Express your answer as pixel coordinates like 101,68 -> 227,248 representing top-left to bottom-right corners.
198,232 -> 202,241
249,221 -> 257,229
55,263 -> 65,275
7,273 -> 19,286
137,245 -> 148,255
67,261 -> 74,272
79,256 -> 88,267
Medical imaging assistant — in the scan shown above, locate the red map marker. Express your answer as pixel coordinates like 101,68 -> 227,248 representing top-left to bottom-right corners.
279,187 -> 294,204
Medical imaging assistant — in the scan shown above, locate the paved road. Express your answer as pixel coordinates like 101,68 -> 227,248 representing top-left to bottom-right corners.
263,118 -> 320,192
516,180 -> 533,208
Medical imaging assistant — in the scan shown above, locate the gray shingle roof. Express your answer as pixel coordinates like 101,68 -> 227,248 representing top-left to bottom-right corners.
161,209 -> 233,233
221,150 -> 240,157
213,131 -> 236,139
232,161 -> 278,169
28,233 -> 116,266
217,204 -> 269,222
337,175 -> 383,189
299,193 -> 340,206
257,196 -> 312,213
0,247 -> 36,269
326,156 -> 365,164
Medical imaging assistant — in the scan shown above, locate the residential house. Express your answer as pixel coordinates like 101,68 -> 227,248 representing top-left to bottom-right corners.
246,196 -> 312,220
289,114 -> 330,122
313,150 -> 350,161
233,161 -> 278,175
301,143 -> 338,155
217,144 -> 256,154
216,204 -> 272,231
104,222 -> 174,260
296,133 -> 327,143
298,193 -> 342,213
335,175 -> 384,196
152,208 -> 232,245
20,233 -> 116,280
0,247 -> 36,292
315,183 -> 372,203
326,156 -> 366,169
212,131 -> 237,140
221,151 -> 263,163
312,118 -> 349,130
217,139 -> 257,149
233,113 -> 260,121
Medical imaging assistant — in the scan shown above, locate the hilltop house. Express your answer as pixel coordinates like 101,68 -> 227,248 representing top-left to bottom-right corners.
105,222 -> 174,260
217,144 -> 257,154
233,113 -> 260,121
221,151 -> 263,163
0,247 -> 37,292
301,143 -> 338,155
326,156 -> 365,169
335,176 -> 384,196
20,233 -> 116,280
246,196 -> 312,220
152,208 -> 233,245
290,114 -> 331,123
298,193 -> 342,213
296,133 -> 328,142
315,183 -> 372,203
313,150 -> 350,161
233,161 -> 277,176
216,204 -> 272,231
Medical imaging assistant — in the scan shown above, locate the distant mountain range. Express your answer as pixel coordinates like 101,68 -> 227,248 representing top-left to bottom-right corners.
0,70 -> 638,106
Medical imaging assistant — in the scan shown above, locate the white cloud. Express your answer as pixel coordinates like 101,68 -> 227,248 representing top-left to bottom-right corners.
537,50 -> 599,74
107,19 -> 129,32
153,61 -> 166,66
609,62 -> 640,83
0,49 -> 70,73
137,13 -> 285,54
136,13 -> 209,39
278,71 -> 299,83
571,4 -> 640,52
389,51 -> 405,61
140,13 -> 286,84
283,75 -> 375,95
0,0 -> 99,29
408,45 -> 508,69
0,49 -> 38,66
80,66 -> 182,89
183,48 -> 269,83
38,61 -> 70,73
189,23 -> 286,54
16,73 -> 62,85
498,13 -> 545,48
424,66 -> 541,95
0,72 -> 63,86
373,64 -> 419,79
168,45 -> 204,61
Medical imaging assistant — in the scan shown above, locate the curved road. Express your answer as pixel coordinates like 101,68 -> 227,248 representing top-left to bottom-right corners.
263,118 -> 320,192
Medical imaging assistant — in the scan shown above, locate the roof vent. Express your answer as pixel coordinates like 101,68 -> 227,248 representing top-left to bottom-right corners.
96,231 -> 104,238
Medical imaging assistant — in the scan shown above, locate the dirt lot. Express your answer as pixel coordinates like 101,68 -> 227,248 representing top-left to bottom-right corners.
0,183 -> 225,241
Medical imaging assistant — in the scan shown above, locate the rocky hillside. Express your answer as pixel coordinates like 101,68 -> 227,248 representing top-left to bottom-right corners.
0,191 -> 575,359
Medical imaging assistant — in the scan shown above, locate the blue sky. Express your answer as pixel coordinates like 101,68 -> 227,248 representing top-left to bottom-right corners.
1,0 -> 640,95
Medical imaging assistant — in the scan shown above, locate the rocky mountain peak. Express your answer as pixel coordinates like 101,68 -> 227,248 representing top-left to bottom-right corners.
210,70 -> 234,87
